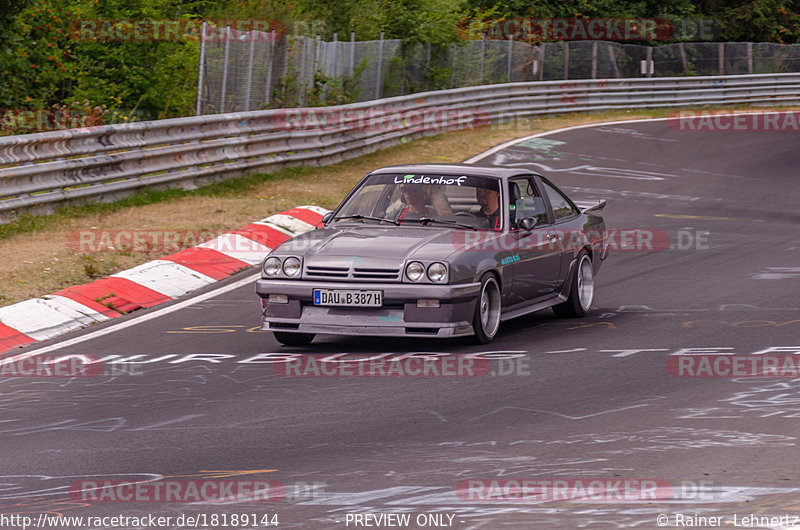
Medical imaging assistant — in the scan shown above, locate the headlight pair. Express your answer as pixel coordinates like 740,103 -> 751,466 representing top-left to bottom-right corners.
263,256 -> 301,278
406,261 -> 447,283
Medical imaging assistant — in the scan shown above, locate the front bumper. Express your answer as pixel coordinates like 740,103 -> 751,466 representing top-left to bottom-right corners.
256,279 -> 480,338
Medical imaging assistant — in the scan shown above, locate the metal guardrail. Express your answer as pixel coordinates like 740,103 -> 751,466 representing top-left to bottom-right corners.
2,73 -> 799,221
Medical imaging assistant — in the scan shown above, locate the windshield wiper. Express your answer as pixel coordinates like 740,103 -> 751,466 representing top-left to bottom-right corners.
401,217 -> 478,230
332,214 -> 399,225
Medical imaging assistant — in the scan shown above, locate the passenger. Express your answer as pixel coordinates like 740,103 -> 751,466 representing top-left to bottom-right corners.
475,186 -> 501,230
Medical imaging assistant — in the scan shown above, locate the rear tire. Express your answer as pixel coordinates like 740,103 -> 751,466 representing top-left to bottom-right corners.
273,331 -> 315,346
553,251 -> 594,318
472,273 -> 502,344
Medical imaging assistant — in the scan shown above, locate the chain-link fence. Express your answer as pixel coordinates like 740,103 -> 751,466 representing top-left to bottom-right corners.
196,25 -> 800,114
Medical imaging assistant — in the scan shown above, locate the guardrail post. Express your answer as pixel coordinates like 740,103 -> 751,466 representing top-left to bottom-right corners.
375,31 -> 384,99
244,29 -> 256,112
220,25 -> 231,113
195,21 -> 207,115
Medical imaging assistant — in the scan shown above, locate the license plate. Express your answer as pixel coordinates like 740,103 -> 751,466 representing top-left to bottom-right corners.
313,289 -> 383,307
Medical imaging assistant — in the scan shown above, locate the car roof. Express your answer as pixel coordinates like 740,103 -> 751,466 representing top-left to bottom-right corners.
367,163 -> 538,180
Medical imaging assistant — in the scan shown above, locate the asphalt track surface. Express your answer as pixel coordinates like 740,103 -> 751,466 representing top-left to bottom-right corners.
3,117 -> 800,529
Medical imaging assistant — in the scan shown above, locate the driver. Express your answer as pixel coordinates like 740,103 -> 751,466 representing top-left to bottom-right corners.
475,186 -> 501,230
398,184 -> 434,222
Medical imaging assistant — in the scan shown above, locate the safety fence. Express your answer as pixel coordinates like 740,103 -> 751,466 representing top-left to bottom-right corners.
197,25 -> 800,113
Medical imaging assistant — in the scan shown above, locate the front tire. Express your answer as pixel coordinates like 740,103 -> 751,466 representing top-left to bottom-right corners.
472,273 -> 502,344
273,331 -> 315,346
553,250 -> 594,318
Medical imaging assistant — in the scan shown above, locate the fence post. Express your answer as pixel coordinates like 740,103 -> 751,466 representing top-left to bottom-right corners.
265,30 -> 275,107
332,32 -> 338,77
375,31 -> 384,99
244,29 -> 256,111
220,25 -> 231,113
591,41 -> 597,79
719,42 -> 725,75
195,21 -> 207,115
450,42 -> 456,88
507,35 -> 513,81
299,36 -> 307,106
747,42 -> 753,74
678,43 -> 688,75
425,42 -> 431,90
350,32 -> 355,77
646,46 -> 653,77
314,34 -> 321,72
607,44 -> 619,78
539,43 -> 545,80
563,41 -> 569,80
480,34 -> 485,83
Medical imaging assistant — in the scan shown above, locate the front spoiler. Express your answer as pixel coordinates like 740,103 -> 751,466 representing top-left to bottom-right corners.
257,279 -> 480,338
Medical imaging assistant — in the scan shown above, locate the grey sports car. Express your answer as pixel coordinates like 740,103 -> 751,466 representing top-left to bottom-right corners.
256,164 -> 607,345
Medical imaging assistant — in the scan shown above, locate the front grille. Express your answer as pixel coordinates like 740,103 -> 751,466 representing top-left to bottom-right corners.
352,267 -> 400,280
305,265 -> 349,279
304,264 -> 400,281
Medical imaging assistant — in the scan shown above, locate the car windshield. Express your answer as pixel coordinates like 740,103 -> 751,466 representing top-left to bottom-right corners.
332,173 -> 503,230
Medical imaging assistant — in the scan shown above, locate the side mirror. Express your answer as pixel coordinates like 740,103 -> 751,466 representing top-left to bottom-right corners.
321,212 -> 333,224
519,217 -> 537,231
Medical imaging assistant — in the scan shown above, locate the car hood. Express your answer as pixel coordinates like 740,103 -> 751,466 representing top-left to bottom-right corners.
276,225 -> 461,265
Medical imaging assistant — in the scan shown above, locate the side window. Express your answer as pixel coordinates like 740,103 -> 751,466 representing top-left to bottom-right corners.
509,178 -> 548,228
541,180 -> 577,221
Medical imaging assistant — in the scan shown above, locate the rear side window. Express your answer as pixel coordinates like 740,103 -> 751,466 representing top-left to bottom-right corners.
541,180 -> 577,220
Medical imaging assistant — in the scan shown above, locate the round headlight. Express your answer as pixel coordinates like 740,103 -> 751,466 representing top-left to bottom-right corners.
283,257 -> 302,277
406,261 -> 425,282
427,262 -> 447,283
264,257 -> 281,277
